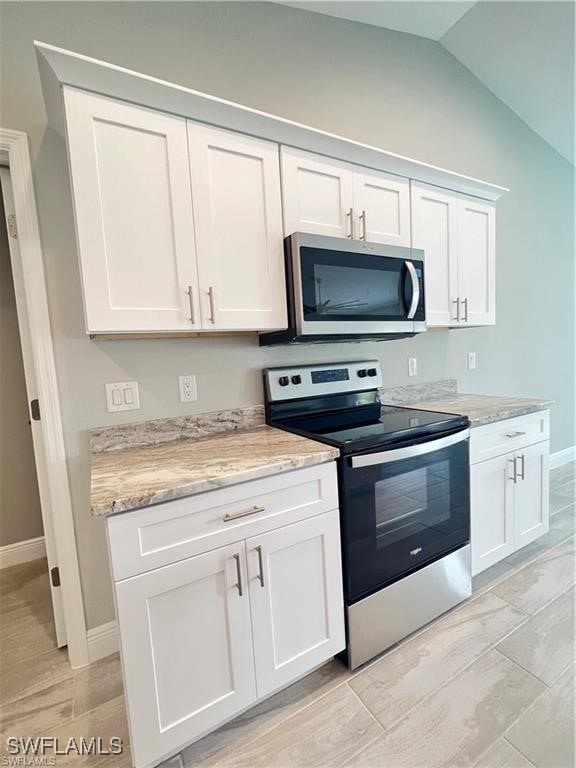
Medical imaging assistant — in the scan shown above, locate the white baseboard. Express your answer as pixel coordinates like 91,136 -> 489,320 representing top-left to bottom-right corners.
550,446 -> 576,470
87,620 -> 119,663
0,536 -> 46,569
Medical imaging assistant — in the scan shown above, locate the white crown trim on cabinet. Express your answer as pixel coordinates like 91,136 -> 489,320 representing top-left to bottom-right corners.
0,536 -> 46,570
35,41 -> 508,202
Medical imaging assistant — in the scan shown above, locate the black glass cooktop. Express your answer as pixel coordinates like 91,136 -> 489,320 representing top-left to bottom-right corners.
274,404 -> 469,455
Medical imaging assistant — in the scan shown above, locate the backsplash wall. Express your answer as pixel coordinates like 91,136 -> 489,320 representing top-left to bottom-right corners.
1,1 -> 573,629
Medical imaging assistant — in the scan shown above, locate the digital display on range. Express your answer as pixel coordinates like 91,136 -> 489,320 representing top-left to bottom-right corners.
311,368 -> 350,384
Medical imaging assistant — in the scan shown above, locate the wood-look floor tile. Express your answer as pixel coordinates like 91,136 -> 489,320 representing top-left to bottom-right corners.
550,462 -> 575,488
474,739 -> 535,767
0,559 -> 48,597
344,650 -> 545,768
0,611 -> 58,665
48,695 -> 130,768
505,664 -> 575,768
182,659 -> 350,767
497,586 -> 575,685
472,559 -> 520,596
504,505 -> 575,567
213,685 -> 381,768
0,677 -> 74,743
0,645 -> 72,704
349,592 -> 527,731
73,652 -> 124,717
550,489 -> 575,515
492,538 -> 575,614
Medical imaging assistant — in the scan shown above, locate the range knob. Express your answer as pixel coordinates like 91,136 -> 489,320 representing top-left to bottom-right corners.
291,375 -> 302,385
357,369 -> 368,378
367,368 -> 378,377
278,376 -> 290,387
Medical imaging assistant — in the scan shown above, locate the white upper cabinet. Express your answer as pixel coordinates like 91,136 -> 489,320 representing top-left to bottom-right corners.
281,148 -> 354,238
411,183 -> 459,326
457,197 -> 496,326
64,88 -> 201,334
281,148 -> 410,245
352,168 -> 411,246
411,181 -> 495,327
187,123 -> 286,331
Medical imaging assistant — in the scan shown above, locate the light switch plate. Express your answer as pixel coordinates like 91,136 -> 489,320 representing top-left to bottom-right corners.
468,352 -> 477,370
105,381 -> 140,412
408,357 -> 418,377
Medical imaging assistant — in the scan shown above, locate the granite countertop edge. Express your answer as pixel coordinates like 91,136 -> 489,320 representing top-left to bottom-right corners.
408,394 -> 553,427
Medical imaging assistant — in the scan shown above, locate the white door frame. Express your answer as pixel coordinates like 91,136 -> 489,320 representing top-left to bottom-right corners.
0,128 -> 89,668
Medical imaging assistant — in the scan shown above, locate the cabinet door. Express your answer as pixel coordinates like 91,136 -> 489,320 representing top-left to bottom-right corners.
187,123 -> 286,331
457,197 -> 496,326
281,148 -> 354,238
115,543 -> 256,768
411,182 -> 459,327
246,510 -> 345,698
513,441 -> 550,550
471,454 -> 515,575
353,169 -> 411,246
63,88 -> 200,334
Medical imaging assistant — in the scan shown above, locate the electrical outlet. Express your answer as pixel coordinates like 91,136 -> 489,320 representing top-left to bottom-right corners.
105,382 -> 140,413
468,352 -> 477,370
408,357 -> 418,377
178,375 -> 198,402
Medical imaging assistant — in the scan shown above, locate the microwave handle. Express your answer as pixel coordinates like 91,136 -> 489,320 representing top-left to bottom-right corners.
405,261 -> 420,319
350,428 -> 470,468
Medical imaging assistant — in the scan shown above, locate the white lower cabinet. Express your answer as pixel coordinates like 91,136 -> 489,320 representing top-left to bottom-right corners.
247,512 -> 345,698
108,466 -> 344,768
470,413 -> 550,576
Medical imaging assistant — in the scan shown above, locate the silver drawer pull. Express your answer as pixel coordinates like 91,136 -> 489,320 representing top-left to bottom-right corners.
505,431 -> 526,438
517,453 -> 526,481
508,457 -> 517,483
223,505 -> 265,522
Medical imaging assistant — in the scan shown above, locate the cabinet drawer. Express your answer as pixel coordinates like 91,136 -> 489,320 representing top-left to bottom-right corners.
107,462 -> 338,580
470,411 -> 550,464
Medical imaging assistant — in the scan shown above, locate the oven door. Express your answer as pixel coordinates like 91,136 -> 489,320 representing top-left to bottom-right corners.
290,233 -> 425,335
340,428 -> 470,604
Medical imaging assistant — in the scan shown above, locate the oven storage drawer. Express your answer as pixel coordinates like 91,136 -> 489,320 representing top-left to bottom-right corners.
107,462 -> 338,580
470,411 -> 550,465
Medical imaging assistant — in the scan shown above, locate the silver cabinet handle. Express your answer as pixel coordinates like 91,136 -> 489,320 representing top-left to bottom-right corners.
505,431 -> 526,439
461,297 -> 468,322
508,457 -> 517,483
517,454 -> 526,481
208,286 -> 216,324
359,209 -> 367,241
453,298 -> 460,322
255,545 -> 265,588
405,261 -> 420,319
223,505 -> 265,522
346,208 -> 354,239
187,285 -> 195,325
233,553 -> 243,596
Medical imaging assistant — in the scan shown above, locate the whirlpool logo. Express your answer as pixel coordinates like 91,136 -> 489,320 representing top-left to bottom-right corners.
410,547 -> 423,556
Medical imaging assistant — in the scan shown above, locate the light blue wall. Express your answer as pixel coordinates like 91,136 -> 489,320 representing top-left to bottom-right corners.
1,1 -> 573,627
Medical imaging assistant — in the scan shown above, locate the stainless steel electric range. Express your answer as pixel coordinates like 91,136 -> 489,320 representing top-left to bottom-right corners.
264,360 -> 472,669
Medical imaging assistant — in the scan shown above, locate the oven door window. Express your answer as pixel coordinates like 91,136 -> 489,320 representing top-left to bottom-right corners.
300,246 -> 417,322
342,438 -> 470,603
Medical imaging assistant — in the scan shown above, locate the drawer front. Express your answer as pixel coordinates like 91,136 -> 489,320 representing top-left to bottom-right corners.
107,462 -> 338,580
470,411 -> 550,465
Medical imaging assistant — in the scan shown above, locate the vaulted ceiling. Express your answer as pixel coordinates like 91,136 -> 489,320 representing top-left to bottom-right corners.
277,1 -> 575,164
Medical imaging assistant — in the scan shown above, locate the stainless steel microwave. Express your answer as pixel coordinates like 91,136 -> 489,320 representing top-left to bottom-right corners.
260,233 -> 426,346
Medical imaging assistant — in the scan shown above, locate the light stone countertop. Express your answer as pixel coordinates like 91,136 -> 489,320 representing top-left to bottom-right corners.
90,425 -> 338,517
405,393 -> 553,427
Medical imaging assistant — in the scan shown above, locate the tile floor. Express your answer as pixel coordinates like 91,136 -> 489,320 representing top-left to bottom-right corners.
1,463 -> 574,768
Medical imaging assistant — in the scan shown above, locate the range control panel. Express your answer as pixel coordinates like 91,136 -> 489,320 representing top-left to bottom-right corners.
265,361 -> 383,401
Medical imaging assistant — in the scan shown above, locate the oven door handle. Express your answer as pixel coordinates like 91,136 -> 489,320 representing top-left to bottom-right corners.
350,428 -> 470,468
405,261 -> 420,320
